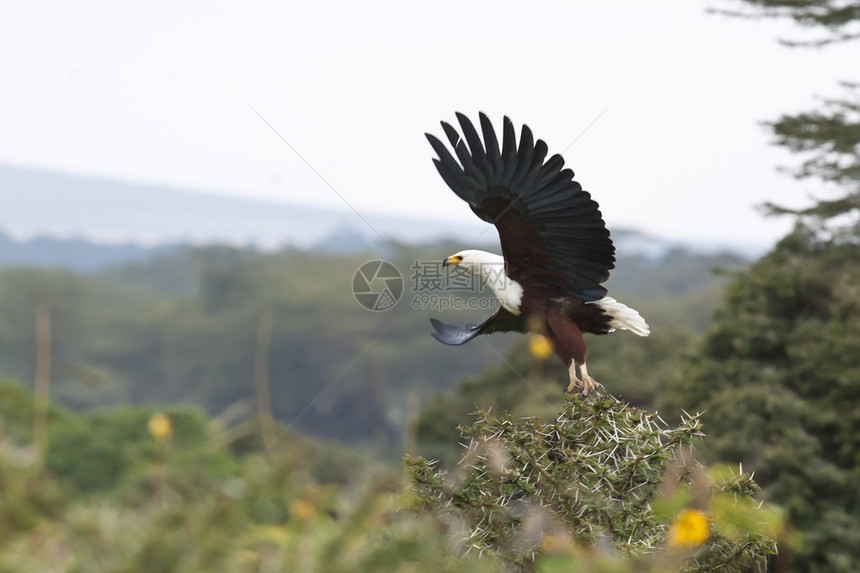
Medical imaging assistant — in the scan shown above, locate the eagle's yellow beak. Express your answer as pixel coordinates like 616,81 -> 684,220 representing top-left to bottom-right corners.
444,255 -> 462,267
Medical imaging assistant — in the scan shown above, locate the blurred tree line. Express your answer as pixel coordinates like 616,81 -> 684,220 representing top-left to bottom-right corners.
0,241 -> 742,454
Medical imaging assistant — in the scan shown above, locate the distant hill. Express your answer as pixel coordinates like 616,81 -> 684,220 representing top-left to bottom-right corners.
0,223 -> 699,273
1,162 -> 763,272
0,163 -> 492,249
0,222 -> 744,274
0,230 -> 188,272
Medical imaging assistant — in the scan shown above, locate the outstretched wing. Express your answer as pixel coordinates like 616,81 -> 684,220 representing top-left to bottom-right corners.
426,113 -> 615,302
429,307 -> 525,346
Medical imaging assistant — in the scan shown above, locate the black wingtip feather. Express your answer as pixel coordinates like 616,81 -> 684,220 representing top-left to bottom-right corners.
456,113 -> 486,166
501,117 -> 518,183
441,121 -> 461,149
479,113 -> 502,179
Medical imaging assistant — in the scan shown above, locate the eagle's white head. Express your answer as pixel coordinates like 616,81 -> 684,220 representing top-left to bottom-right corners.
443,249 -> 504,274
443,249 -> 523,314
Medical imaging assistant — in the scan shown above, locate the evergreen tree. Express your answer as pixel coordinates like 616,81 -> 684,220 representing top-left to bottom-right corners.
662,225 -> 860,571
763,81 -> 860,225
716,0 -> 859,225
667,6 -> 860,568
712,0 -> 860,46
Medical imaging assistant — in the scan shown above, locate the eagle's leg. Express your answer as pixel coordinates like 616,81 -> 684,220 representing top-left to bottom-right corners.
579,363 -> 600,396
566,362 -> 601,396
566,362 -> 582,393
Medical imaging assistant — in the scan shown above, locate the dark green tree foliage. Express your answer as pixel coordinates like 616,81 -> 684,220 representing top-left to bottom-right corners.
662,226 -> 860,571
716,0 -> 860,223
764,82 -> 860,222
712,0 -> 860,45
408,395 -> 778,571
671,6 -> 860,568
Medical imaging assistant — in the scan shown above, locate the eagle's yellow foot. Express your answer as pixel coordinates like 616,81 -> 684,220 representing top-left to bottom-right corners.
566,362 -> 601,396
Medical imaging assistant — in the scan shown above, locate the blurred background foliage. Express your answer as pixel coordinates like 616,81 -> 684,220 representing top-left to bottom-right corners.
0,241 -> 742,448
0,383 -> 781,572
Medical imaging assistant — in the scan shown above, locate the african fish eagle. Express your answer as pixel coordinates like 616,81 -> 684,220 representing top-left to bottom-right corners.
426,113 -> 649,395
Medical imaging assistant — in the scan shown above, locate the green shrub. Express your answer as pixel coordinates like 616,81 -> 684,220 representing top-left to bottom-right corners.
407,395 -> 781,571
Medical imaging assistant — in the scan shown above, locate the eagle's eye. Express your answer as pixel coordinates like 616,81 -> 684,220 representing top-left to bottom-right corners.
455,255 -> 464,262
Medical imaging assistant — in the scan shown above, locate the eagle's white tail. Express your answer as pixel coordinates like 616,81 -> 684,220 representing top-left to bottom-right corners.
589,296 -> 650,336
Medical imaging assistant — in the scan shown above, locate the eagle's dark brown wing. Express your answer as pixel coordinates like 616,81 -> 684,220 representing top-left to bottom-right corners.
426,113 -> 615,302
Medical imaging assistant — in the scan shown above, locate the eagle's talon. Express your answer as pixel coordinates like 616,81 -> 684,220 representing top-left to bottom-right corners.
565,362 -> 602,397
580,375 -> 602,397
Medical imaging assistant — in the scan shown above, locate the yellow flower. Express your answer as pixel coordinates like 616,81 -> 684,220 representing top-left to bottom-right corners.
148,413 -> 173,441
289,499 -> 315,521
667,509 -> 709,550
528,334 -> 554,360
538,532 -> 571,554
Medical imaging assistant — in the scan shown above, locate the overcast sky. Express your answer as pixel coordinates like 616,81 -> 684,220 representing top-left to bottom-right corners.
1,0 -> 856,251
